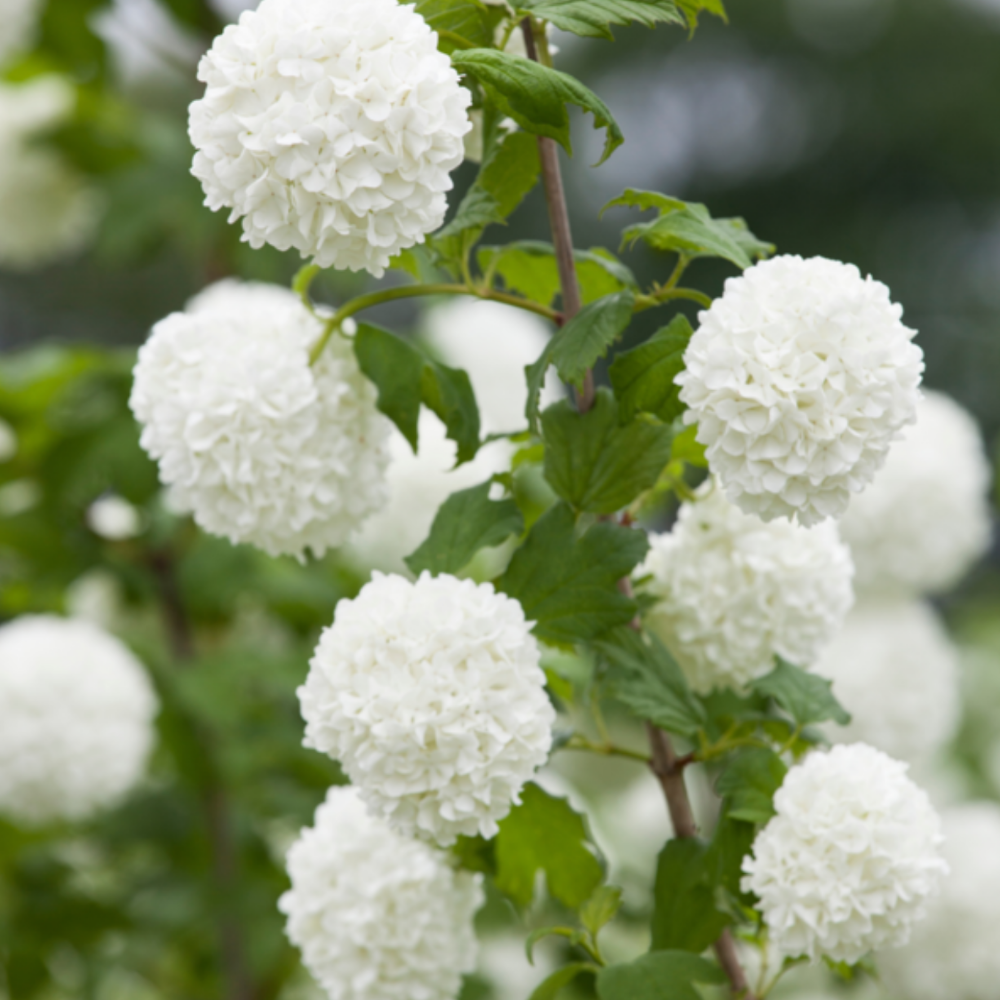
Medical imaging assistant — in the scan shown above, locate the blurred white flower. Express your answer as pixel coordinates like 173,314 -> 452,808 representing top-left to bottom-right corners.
65,570 -> 127,632
638,483 -> 854,694
879,802 -> 1000,1000
0,417 -> 17,462
299,572 -> 555,846
0,615 -> 158,825
280,785 -> 482,1000
677,255 -> 924,525
839,391 -> 992,597
0,77 -> 101,270
0,0 -> 43,65
86,494 -> 143,540
189,0 -> 472,276
742,743 -> 947,963
815,598 -> 960,765
0,478 -> 40,516
130,279 -> 391,560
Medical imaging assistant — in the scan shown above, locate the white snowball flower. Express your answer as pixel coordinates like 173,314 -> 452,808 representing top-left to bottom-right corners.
0,77 -> 101,270
280,785 -> 482,1000
815,598 -> 960,765
299,572 -> 555,846
879,802 -> 1000,1000
0,0 -> 42,65
130,279 -> 391,560
189,0 -> 473,277
423,299 -> 562,433
638,482 -> 854,694
0,615 -> 158,826
839,391 -> 992,597
677,255 -> 924,525
87,494 -> 143,540
742,743 -> 947,964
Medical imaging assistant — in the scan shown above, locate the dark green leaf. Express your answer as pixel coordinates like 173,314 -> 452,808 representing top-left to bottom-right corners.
751,658 -> 851,727
704,812 -> 756,900
609,315 -> 693,423
669,423 -> 707,467
494,783 -> 604,908
675,0 -> 727,28
497,503 -> 647,644
651,839 -> 730,952
515,0 -> 685,38
405,481 -> 523,575
452,834 -> 496,875
596,951 -> 725,1000
549,292 -> 635,390
542,390 -> 673,513
581,884 -> 624,937
529,963 -> 597,1000
355,323 -> 482,464
592,627 -> 705,738
412,0 -> 506,52
451,49 -> 624,164
715,749 -> 788,825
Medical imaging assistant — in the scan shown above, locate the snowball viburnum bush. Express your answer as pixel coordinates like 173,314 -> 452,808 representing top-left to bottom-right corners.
0,615 -> 159,826
677,255 -> 925,525
280,785 -> 482,1000
298,572 -> 554,846
742,743 -> 947,963
130,279 -> 391,559
839,390 -> 993,597
188,0 -> 472,276
638,483 -> 854,694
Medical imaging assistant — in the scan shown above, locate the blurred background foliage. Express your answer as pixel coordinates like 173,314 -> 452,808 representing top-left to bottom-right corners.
1,0 -> 999,998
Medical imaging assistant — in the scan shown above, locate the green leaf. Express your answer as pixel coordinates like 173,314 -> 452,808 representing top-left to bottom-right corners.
715,749 -> 788,825
675,0 -> 727,28
479,241 -> 637,309
596,951 -> 725,1000
497,503 -> 647,644
751,658 -> 851,728
451,49 -> 624,164
515,0 -> 685,38
580,884 -> 624,937
605,188 -> 773,269
494,783 -> 604,908
651,840 -> 731,953
609,315 -> 693,423
412,0 -> 506,52
529,963 -> 597,1000
669,423 -> 707,467
550,292 -> 635,390
541,390 -> 673,513
592,627 -> 705,738
405,481 -> 523,575
355,323 -> 481,464
704,812 -> 756,901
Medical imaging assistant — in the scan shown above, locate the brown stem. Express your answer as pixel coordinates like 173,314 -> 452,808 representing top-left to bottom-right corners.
520,18 -> 595,412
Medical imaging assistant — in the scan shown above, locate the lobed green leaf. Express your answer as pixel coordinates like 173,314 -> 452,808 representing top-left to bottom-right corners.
651,839 -> 731,953
751,658 -> 851,728
596,951 -> 725,1000
715,748 -> 788,825
412,0 -> 506,52
529,963 -> 598,1000
514,0 -> 685,39
609,315 -> 693,424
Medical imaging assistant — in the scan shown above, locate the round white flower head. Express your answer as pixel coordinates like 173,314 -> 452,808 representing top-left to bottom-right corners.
815,598 -> 960,765
677,255 -> 924,526
879,802 -> 1000,1000
0,77 -> 100,269
0,0 -> 43,65
299,572 -> 555,845
279,785 -> 482,1000
742,743 -> 947,964
189,0 -> 472,277
0,615 -> 158,826
839,391 -> 992,597
638,482 -> 854,694
130,279 -> 391,560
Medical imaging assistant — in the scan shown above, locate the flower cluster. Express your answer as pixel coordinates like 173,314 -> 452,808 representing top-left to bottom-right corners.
0,77 -> 100,269
0,615 -> 159,826
130,279 -> 391,560
638,483 -> 854,694
815,598 -> 960,765
742,743 -> 947,963
839,391 -> 992,596
677,255 -> 924,525
280,785 -> 482,1000
0,0 -> 42,65
299,572 -> 555,845
189,0 -> 472,276
878,802 -> 1000,1000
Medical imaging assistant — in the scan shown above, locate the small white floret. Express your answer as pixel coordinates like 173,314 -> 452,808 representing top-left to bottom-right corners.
742,743 -> 947,964
130,279 -> 391,560
87,494 -> 143,540
280,785 -> 482,1000
677,255 -> 924,525
0,615 -> 158,826
638,482 -> 854,694
298,572 -> 555,846
189,0 -> 473,276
